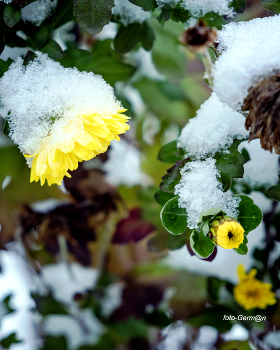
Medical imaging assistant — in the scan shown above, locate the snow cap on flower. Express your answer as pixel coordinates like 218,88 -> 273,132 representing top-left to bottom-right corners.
234,265 -> 277,310
174,158 -> 241,229
177,93 -> 248,159
213,15 -> 280,110
209,215 -> 244,249
0,52 -> 129,185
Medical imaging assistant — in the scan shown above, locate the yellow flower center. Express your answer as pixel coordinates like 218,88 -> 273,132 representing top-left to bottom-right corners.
25,110 -> 129,186
215,220 -> 244,249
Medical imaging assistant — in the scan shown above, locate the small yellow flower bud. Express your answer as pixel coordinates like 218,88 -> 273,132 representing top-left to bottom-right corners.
208,216 -> 244,249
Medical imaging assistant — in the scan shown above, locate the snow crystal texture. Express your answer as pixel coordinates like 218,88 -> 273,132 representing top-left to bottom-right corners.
0,53 -> 122,157
177,93 -> 248,159
213,15 -> 280,110
156,0 -> 234,17
21,0 -> 58,26
241,140 -> 279,188
175,158 -> 241,229
104,139 -> 152,187
113,0 -> 151,26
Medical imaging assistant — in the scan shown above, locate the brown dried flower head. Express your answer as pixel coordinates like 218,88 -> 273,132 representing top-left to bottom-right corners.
181,19 -> 217,53
242,71 -> 280,154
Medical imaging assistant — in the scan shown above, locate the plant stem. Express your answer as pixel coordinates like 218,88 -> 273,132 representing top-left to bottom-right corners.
201,50 -> 214,89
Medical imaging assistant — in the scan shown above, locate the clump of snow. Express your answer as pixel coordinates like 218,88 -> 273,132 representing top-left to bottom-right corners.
103,139 -> 152,187
175,158 -> 240,229
213,15 -> 280,110
21,0 -> 58,26
0,0 -> 12,3
156,0 -> 234,21
240,140 -> 279,188
177,93 -> 248,159
0,52 -> 123,158
112,0 -> 151,26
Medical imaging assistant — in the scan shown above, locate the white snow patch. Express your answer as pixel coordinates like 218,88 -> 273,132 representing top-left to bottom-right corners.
156,0 -> 234,24
213,15 -> 280,110
178,93 -> 248,159
41,262 -> 99,304
103,138 -> 152,187
175,158 -> 240,228
113,0 -> 151,26
0,53 -> 123,158
240,139 -> 279,188
21,0 -> 58,26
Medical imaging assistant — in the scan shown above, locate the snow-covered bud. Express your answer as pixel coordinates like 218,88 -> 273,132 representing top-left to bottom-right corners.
208,215 -> 244,249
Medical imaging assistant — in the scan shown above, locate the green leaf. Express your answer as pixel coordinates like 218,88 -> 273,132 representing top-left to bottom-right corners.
41,335 -> 68,350
160,196 -> 188,235
240,147 -> 250,162
59,49 -> 93,71
150,16 -> 187,81
1,294 -> 15,315
29,25 -> 53,48
157,6 -> 173,25
74,0 -> 114,35
40,39 -> 65,60
53,0 -> 75,29
207,277 -> 224,301
0,333 -> 22,348
236,195 -> 263,234
154,190 -> 175,206
160,159 -> 189,193
3,119 -> 9,136
230,0 -> 246,13
260,0 -> 280,14
128,0 -> 157,11
158,140 -> 184,163
87,55 -> 136,85
114,22 -> 155,53
111,318 -> 148,339
266,184 -> 280,201
214,139 -> 246,192
3,4 -> 21,28
190,228 -> 215,259
0,58 -> 12,78
31,293 -> 68,316
233,243 -> 248,255
23,50 -> 37,66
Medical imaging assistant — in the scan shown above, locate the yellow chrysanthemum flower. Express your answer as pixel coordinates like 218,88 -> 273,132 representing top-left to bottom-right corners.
25,110 -> 129,186
209,216 -> 244,249
234,265 -> 277,310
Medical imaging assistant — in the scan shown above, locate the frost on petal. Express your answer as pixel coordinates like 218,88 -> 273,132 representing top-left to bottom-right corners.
21,0 -> 58,26
177,93 -> 248,159
112,0 -> 151,27
213,15 -> 280,110
240,139 -> 279,188
103,139 -> 152,187
175,158 -> 240,229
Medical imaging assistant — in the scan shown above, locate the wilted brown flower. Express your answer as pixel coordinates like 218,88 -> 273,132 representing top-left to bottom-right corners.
243,71 -> 280,154
181,19 -> 217,53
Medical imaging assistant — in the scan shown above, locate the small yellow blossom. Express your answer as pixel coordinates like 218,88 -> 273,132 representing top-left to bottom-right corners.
234,264 -> 277,310
25,110 -> 129,186
209,216 -> 244,249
